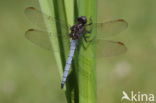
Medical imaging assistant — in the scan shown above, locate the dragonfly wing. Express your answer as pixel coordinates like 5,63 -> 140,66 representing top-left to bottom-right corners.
24,7 -> 71,34
25,29 -> 52,50
25,29 -> 70,52
25,7 -> 47,30
87,19 -> 128,38
96,39 -> 127,57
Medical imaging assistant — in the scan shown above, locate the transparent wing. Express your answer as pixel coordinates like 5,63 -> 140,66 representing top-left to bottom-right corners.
25,7 -> 70,52
87,19 -> 128,38
25,29 -> 70,52
96,39 -> 127,57
24,7 -> 71,34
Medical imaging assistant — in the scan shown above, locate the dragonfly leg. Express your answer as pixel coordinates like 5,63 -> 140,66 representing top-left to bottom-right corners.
83,34 -> 95,42
84,29 -> 92,39
82,35 -> 96,49
86,30 -> 92,34
83,35 -> 88,43
85,17 -> 93,34
87,17 -> 93,25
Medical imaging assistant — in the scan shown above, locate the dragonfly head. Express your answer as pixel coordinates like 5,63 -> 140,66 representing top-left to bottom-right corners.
77,16 -> 87,24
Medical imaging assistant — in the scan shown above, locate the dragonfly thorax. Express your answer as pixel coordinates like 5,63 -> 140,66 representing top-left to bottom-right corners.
70,16 -> 87,40
70,24 -> 85,40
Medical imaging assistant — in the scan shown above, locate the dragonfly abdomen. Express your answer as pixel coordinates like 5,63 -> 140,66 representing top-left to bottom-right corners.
61,40 -> 77,89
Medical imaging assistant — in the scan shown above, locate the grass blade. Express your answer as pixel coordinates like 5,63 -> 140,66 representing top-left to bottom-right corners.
76,0 -> 97,103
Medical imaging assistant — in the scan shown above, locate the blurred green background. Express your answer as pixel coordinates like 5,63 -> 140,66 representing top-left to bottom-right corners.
0,0 -> 156,103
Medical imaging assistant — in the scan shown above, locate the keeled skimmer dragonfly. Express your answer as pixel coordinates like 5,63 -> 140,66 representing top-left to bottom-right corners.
24,7 -> 128,89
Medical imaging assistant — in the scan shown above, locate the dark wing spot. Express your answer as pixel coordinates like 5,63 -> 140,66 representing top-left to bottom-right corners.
117,41 -> 125,46
25,29 -> 35,35
28,7 -> 36,10
28,29 -> 35,31
117,19 -> 125,22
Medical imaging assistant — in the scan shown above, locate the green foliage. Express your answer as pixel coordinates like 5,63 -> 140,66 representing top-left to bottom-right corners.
76,0 -> 97,103
39,0 -> 97,103
1,0 -> 156,103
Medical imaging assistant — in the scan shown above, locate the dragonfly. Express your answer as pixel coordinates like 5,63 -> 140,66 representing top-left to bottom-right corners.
24,7 -> 128,89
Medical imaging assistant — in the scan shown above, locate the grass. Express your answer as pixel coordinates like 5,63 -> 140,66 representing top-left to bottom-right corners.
76,0 -> 97,103
39,0 -> 97,103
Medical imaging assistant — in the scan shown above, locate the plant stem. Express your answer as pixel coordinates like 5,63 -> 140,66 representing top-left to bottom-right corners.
38,0 -> 97,103
38,0 -> 64,78
76,0 -> 97,103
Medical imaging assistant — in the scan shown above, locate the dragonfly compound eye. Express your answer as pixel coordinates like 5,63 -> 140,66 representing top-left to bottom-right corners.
77,16 -> 87,24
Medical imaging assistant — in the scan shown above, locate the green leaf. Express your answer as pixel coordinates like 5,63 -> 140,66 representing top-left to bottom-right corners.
76,0 -> 97,103
38,0 -> 97,103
